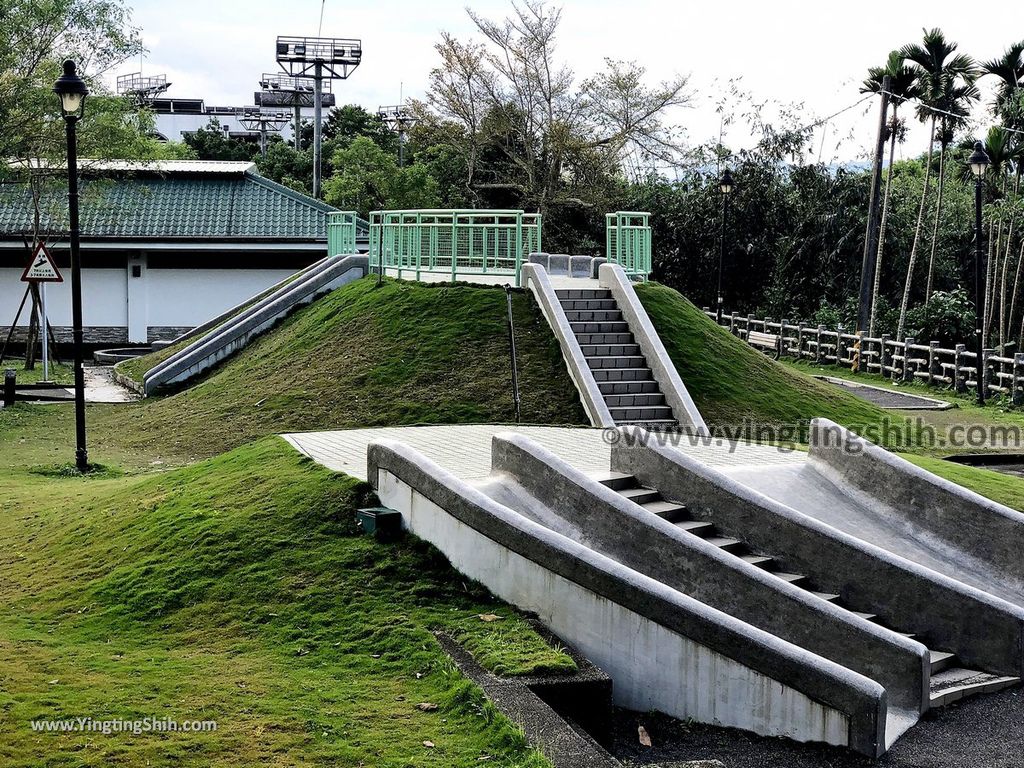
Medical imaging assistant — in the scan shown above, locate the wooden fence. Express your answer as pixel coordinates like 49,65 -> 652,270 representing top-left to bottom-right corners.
704,309 -> 1024,405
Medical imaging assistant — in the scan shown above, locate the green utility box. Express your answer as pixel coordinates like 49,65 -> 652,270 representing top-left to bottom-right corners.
355,507 -> 403,541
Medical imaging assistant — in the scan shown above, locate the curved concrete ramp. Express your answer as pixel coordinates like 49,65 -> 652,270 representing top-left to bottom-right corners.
368,437 -> 887,756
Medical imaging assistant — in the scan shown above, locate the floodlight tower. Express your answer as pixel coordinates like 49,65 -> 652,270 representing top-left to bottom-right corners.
377,104 -> 418,166
237,108 -> 291,156
116,72 -> 171,105
276,36 -> 362,197
256,73 -> 335,150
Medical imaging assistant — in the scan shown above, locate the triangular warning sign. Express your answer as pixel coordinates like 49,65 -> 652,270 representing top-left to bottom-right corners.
21,242 -> 63,283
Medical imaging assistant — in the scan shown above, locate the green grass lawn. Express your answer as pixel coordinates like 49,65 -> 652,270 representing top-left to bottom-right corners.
107,277 -> 587,464
0,437 -> 565,766
2,357 -> 73,385
635,283 -> 889,437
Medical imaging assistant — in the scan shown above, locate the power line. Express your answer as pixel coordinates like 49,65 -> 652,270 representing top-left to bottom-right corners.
880,89 -> 1024,137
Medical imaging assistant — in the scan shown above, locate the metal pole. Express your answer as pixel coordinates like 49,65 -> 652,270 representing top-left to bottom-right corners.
40,282 -> 49,381
66,116 -> 88,470
505,285 -> 521,424
313,62 -> 323,198
717,191 -> 728,324
857,75 -> 891,335
398,123 -> 405,167
293,104 -> 301,150
975,174 -> 986,406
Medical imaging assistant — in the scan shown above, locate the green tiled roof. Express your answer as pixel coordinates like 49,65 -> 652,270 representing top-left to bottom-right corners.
0,169 -> 346,241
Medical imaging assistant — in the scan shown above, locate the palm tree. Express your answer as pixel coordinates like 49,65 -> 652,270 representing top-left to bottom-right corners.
981,127 -> 1014,347
925,79 -> 979,300
895,29 -> 979,339
983,42 -> 1024,128
861,51 -> 920,334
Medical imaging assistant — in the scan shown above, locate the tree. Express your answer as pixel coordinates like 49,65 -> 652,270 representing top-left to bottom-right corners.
322,136 -> 439,217
895,28 -> 978,337
183,119 -> 259,162
319,104 -> 397,153
426,1 -> 689,218
983,42 -> 1024,128
862,51 -> 919,334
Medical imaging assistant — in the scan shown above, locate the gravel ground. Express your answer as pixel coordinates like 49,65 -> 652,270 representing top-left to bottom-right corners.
610,684 -> 1024,767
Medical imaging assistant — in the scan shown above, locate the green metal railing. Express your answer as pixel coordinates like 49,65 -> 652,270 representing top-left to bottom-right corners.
368,209 -> 541,286
327,211 -> 358,256
605,211 -> 652,280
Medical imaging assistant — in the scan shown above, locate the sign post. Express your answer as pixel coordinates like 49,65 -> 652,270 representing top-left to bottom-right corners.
21,242 -> 63,382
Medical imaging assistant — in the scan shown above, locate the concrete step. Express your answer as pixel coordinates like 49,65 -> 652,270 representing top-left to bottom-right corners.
603,393 -> 666,408
930,650 -> 957,675
555,289 -> 611,300
587,356 -> 647,371
769,571 -> 809,586
591,368 -> 654,383
575,332 -> 635,346
570,321 -> 630,334
579,343 -> 642,358
676,519 -> 716,535
608,405 -> 675,421
618,486 -> 662,505
559,298 -> 618,311
703,536 -> 747,553
591,471 -> 636,491
563,310 -> 623,323
929,668 -> 1020,707
598,380 -> 660,395
740,554 -> 774,567
640,499 -> 689,522
850,611 -> 877,622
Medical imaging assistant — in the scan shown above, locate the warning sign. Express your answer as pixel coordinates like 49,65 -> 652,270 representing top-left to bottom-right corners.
21,242 -> 63,283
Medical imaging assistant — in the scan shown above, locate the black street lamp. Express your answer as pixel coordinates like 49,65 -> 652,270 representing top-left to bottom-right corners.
717,168 -> 735,324
53,60 -> 89,471
968,140 -> 990,406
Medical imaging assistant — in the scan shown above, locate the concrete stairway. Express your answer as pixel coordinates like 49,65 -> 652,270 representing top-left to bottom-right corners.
594,471 -> 1021,708
557,288 -> 676,428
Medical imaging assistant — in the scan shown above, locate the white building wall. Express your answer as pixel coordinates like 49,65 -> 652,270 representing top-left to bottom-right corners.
0,267 -> 127,329
144,269 -> 294,328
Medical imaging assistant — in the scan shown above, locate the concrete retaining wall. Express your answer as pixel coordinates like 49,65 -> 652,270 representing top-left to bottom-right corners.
597,264 -> 708,434
142,254 -> 367,394
488,433 -> 927,716
611,430 -> 1024,680
522,263 -> 614,427
809,418 -> 1024,590
367,439 -> 887,756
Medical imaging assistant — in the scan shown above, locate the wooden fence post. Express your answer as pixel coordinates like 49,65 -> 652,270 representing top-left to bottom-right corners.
837,326 -> 846,368
1014,353 -> 1024,406
746,314 -> 754,340
729,311 -> 738,335
902,337 -> 914,383
3,369 -> 14,408
816,325 -> 825,364
880,335 -> 891,376
953,344 -> 967,393
796,322 -> 805,360
983,348 -> 994,398
928,341 -> 940,386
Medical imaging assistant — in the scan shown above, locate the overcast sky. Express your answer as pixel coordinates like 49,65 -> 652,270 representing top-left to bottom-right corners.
108,0 -> 1024,166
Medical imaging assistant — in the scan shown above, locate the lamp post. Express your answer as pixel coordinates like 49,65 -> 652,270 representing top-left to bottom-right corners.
717,168 -> 735,324
53,60 -> 89,471
968,140 -> 990,406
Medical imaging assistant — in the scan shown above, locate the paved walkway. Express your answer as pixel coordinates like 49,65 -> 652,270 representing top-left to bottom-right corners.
282,424 -> 803,482
816,376 -> 951,410
15,365 -> 139,405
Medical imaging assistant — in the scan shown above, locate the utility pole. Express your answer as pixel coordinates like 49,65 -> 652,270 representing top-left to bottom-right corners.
856,75 -> 891,338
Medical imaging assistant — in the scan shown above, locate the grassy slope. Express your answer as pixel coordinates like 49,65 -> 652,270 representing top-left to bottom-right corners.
89,277 -> 588,466
0,438 -> 567,766
635,283 -> 887,434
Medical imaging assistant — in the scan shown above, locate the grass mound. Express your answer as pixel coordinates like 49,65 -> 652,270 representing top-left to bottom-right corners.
95,277 -> 587,464
636,283 -> 888,435
0,437 -> 565,766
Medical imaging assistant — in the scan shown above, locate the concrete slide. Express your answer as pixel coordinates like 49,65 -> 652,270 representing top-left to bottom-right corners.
141,254 -> 368,394
366,428 -> 1024,757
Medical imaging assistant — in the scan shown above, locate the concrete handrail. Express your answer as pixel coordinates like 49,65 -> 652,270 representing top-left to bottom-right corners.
490,432 -> 928,716
611,428 -> 1024,681
598,263 -> 709,435
144,254 -> 368,394
809,418 -> 1024,590
367,438 -> 887,757
521,263 -> 614,427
